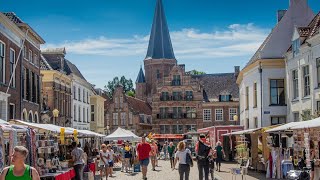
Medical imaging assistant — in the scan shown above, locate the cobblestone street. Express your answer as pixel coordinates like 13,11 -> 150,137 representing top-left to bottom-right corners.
96,160 -> 268,180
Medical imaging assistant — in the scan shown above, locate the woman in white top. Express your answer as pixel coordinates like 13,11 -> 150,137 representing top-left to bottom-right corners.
106,144 -> 115,178
99,144 -> 109,180
173,141 -> 193,180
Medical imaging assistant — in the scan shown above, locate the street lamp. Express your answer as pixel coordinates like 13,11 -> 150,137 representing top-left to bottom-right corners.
53,109 -> 59,125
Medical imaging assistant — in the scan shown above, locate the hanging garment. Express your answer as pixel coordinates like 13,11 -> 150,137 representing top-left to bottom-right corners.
0,128 -> 4,171
272,149 -> 277,179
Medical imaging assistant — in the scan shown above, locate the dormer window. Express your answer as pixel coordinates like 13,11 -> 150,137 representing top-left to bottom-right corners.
219,94 -> 231,102
292,38 -> 300,57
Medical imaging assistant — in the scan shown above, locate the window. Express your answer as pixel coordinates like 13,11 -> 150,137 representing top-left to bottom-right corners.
83,89 -> 85,103
0,42 -> 5,83
173,107 -> 182,119
254,117 -> 258,128
303,66 -> 310,97
215,109 -> 223,121
229,108 -> 237,121
203,109 -> 211,121
185,91 -> 193,101
293,112 -> 299,122
115,97 -> 119,108
23,46 -> 27,58
220,95 -> 230,102
177,125 -> 183,134
113,113 -> 118,126
9,49 -> 15,87
186,107 -> 196,119
172,92 -> 182,101
159,107 -> 169,119
74,105 -> 76,121
302,110 -> 311,121
34,54 -> 38,66
91,105 -> 94,121
186,125 -> 196,132
156,69 -> 160,79
271,117 -> 286,125
120,96 -> 123,108
78,88 -> 81,101
292,70 -> 299,99
87,108 -> 89,123
245,87 -> 249,110
172,75 -> 181,86
87,92 -> 89,103
83,107 -> 85,122
172,125 -> 178,134
292,38 -> 300,57
78,106 -> 81,122
317,58 -> 320,87
26,69 -> 30,100
160,92 -> 169,101
129,112 -> 133,125
121,112 -> 126,126
246,118 -> 249,129
73,86 -> 76,99
253,83 -> 257,107
317,101 -> 320,113
270,79 -> 285,105
28,50 -> 32,62
160,125 -> 170,134
9,104 -> 15,119
139,114 -> 145,123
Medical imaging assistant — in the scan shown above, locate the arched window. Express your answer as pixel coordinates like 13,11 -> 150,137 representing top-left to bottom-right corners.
28,111 -> 33,122
22,109 -> 28,121
34,112 -> 39,123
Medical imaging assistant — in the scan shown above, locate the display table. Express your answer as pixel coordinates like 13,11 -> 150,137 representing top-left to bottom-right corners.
40,168 -> 75,180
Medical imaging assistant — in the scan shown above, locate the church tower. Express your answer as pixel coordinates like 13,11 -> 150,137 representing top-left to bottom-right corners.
144,0 -> 177,97
135,66 -> 147,101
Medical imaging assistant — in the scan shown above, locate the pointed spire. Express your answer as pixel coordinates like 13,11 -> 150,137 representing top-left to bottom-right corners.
145,0 -> 175,60
136,66 -> 146,83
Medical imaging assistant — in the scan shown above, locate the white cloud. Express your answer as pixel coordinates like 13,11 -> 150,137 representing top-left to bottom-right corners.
42,23 -> 269,59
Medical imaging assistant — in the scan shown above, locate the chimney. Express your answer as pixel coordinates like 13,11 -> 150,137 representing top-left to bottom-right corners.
234,66 -> 240,77
277,10 -> 287,22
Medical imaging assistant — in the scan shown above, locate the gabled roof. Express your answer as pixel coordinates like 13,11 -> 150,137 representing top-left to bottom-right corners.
65,60 -> 86,81
126,96 -> 152,115
40,54 -> 53,70
3,12 -> 45,44
41,51 -> 70,73
136,66 -> 146,83
246,0 -> 314,66
145,0 -> 175,60
193,73 -> 239,102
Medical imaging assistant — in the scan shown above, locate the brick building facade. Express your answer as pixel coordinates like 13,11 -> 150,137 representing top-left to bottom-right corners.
105,86 -> 152,136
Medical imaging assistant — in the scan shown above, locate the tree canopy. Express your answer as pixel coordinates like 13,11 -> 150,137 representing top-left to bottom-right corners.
104,76 -> 135,98
189,69 -> 206,75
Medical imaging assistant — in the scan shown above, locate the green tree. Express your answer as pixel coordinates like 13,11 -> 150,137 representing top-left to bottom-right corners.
189,69 -> 206,75
104,76 -> 135,98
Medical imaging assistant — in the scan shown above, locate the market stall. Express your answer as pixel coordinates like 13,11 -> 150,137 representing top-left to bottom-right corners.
104,127 -> 141,141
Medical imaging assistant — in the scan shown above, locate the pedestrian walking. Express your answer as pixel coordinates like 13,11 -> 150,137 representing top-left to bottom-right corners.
106,144 -> 115,178
150,140 -> 158,171
196,134 -> 211,180
163,142 -> 168,160
215,141 -> 225,172
99,144 -> 109,179
71,142 -> 84,180
0,146 -> 40,180
136,136 -> 151,180
120,144 -> 126,172
172,141 -> 193,180
124,141 -> 133,172
168,142 -> 176,168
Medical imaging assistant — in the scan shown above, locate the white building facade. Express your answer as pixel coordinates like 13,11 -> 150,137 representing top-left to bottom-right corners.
69,65 -> 93,130
237,0 -> 314,129
286,16 -> 320,122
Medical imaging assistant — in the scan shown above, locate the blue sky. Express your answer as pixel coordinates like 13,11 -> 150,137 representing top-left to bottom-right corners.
1,0 -> 319,89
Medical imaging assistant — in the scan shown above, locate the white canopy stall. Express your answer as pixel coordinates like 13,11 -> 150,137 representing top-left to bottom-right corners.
104,127 -> 141,141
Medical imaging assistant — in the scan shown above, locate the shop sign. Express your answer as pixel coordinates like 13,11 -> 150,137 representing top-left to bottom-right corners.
264,111 -> 270,114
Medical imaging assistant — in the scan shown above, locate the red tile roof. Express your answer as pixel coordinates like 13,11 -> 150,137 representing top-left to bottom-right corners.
126,96 -> 152,115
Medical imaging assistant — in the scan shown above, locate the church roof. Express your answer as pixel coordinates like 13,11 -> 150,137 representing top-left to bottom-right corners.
246,0 -> 314,66
145,0 -> 175,60
136,67 -> 146,83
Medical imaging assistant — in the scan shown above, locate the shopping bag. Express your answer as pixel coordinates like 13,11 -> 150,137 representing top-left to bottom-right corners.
134,164 -> 141,172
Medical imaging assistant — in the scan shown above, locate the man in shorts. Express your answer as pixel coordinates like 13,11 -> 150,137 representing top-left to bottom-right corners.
136,136 -> 151,180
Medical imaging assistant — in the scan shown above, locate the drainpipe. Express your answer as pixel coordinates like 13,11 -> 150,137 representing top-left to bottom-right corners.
259,62 -> 263,128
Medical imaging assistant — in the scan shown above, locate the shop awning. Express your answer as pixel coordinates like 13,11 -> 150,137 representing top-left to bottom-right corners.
152,134 -> 184,139
266,122 -> 305,133
0,119 -> 10,125
104,127 -> 141,141
77,130 -> 106,137
10,120 -> 74,134
222,128 -> 261,136
291,117 -> 320,130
